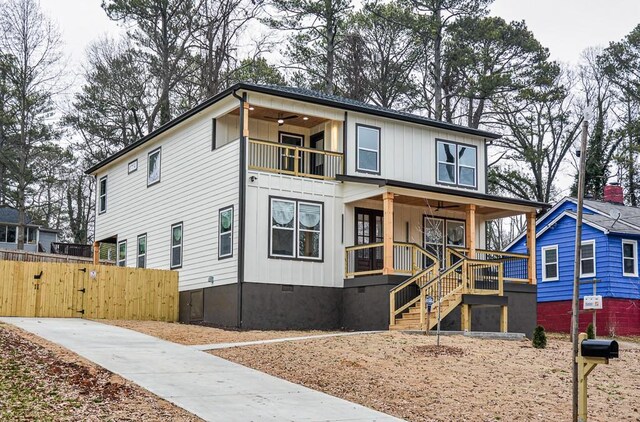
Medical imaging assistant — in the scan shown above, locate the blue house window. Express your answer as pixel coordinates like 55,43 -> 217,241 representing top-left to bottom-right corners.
541,245 -> 558,281
622,239 -> 637,277
580,240 -> 596,278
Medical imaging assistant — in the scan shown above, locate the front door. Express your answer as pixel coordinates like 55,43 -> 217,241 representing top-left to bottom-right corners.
355,208 -> 384,273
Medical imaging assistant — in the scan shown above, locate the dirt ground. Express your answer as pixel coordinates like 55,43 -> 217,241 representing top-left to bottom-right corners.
101,319 -> 335,345
0,323 -> 201,421
213,332 -> 640,422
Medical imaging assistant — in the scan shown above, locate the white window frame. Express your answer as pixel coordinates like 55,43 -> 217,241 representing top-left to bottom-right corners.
147,147 -> 162,187
622,239 -> 638,277
541,245 -> 559,282
436,140 -> 477,189
137,234 -> 147,268
580,239 -> 596,278
117,240 -> 127,267
219,206 -> 233,259
170,222 -> 183,269
356,124 -> 380,174
99,175 -> 107,214
269,197 -> 323,261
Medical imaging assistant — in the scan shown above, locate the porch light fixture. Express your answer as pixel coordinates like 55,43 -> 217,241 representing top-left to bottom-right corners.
303,116 -> 309,121
277,118 -> 284,124
249,106 -> 255,111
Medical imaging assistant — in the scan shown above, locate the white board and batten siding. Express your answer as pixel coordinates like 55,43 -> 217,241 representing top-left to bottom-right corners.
95,108 -> 241,292
345,111 -> 488,194
244,170 -> 345,288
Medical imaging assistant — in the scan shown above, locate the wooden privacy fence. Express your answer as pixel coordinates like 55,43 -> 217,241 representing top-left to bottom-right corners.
0,260 -> 178,321
0,249 -> 115,265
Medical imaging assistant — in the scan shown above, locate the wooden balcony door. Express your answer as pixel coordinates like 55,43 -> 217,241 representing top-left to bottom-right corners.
355,208 -> 384,273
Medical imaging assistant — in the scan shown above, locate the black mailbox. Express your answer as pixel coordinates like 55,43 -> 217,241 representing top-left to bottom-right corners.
581,339 -> 619,359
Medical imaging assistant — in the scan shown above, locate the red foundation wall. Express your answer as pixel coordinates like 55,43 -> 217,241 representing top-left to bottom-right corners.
537,298 -> 640,336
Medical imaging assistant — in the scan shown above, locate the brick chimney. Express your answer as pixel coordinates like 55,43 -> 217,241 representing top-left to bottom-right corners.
603,183 -> 624,204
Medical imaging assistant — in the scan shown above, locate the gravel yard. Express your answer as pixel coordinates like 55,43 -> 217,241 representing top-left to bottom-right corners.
0,323 -> 200,421
101,319 -> 336,345
213,332 -> 640,422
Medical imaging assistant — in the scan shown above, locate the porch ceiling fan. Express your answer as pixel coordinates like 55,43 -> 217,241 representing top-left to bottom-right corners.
265,112 -> 299,126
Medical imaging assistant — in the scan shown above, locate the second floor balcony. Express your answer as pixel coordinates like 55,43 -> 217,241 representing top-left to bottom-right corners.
248,138 -> 343,180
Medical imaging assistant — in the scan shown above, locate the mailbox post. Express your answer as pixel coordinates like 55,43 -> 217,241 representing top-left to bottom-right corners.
577,333 -> 619,421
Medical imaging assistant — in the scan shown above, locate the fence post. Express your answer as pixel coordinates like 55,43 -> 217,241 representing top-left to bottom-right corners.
498,262 -> 504,295
389,291 -> 396,326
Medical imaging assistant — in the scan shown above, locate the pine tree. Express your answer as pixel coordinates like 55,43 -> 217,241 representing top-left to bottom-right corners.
586,323 -> 596,339
532,325 -> 547,349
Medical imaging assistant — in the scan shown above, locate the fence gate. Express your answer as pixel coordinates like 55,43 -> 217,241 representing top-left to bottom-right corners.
0,260 -> 178,321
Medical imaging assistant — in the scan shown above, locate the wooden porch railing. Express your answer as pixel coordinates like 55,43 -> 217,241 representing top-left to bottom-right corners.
447,247 -> 529,283
248,139 -> 343,180
345,242 -> 437,278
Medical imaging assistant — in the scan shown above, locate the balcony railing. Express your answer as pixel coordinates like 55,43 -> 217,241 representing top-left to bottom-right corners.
345,242 -> 437,278
248,139 -> 343,180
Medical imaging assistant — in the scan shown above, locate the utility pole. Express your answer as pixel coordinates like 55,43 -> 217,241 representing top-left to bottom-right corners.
571,115 -> 589,422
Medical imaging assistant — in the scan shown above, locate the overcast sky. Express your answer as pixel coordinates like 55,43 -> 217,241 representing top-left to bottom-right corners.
43,0 -> 640,70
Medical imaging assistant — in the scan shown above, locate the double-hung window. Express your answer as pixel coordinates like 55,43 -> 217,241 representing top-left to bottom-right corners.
170,222 -> 183,269
148,147 -> 161,186
541,245 -> 559,281
117,240 -> 127,267
580,240 -> 596,278
622,239 -> 638,276
219,206 -> 233,259
356,124 -> 380,173
99,176 -> 107,213
26,227 -> 36,244
137,234 -> 147,268
436,140 -> 477,188
270,198 -> 323,260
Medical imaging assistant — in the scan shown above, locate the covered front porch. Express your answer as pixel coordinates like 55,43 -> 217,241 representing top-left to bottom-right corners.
340,177 -> 543,332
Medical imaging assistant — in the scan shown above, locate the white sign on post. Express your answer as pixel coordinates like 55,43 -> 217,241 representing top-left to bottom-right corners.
583,295 -> 603,310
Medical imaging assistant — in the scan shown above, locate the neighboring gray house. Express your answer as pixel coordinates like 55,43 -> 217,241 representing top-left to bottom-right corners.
0,207 -> 59,253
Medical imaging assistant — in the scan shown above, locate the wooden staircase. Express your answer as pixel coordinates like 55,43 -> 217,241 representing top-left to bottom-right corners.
390,289 -> 463,331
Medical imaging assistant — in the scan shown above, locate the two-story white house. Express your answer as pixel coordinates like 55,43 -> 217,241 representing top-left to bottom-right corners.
87,83 -> 547,333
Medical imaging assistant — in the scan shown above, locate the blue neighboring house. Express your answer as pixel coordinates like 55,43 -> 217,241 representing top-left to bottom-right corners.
507,189 -> 640,336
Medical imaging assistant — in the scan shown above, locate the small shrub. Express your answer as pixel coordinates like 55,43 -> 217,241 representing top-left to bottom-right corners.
532,325 -> 547,349
586,323 -> 596,339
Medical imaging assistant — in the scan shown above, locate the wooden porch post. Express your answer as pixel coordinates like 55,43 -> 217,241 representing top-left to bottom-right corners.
243,102 -> 250,138
500,306 -> 508,332
383,192 -> 395,275
92,241 -> 100,265
461,304 -> 471,332
527,211 -> 537,285
465,204 -> 476,259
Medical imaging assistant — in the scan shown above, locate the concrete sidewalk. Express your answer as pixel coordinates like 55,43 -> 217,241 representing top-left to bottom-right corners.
0,317 -> 400,422
190,330 -> 383,351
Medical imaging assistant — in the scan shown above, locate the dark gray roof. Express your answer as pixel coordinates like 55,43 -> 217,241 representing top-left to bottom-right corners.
565,198 -> 640,235
86,82 -> 500,174
0,207 -> 33,225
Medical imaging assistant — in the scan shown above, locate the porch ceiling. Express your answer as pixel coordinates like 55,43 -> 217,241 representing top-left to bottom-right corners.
229,105 -> 328,128
365,193 -> 520,217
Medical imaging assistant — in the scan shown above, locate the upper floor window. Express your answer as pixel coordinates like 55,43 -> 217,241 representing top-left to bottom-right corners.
270,197 -> 323,260
99,176 -> 107,214
219,206 -> 233,259
117,240 -> 127,267
580,240 -> 596,278
356,124 -> 380,174
622,239 -> 637,277
542,245 -> 559,281
436,140 -> 477,189
170,222 -> 183,269
137,234 -> 147,268
148,147 -> 161,186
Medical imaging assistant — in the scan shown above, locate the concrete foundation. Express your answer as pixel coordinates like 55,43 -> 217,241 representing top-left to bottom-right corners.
179,280 -> 538,334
